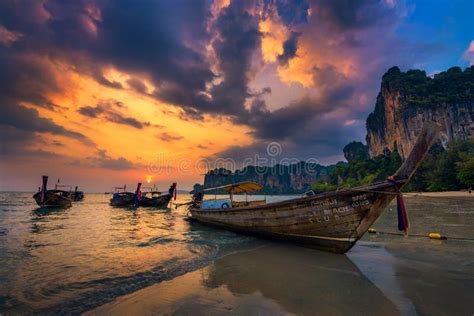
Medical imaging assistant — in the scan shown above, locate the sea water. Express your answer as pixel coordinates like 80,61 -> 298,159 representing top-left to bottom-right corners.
0,192 -> 473,314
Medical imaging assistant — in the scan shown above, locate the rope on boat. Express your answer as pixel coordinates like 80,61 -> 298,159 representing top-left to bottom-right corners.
367,228 -> 474,241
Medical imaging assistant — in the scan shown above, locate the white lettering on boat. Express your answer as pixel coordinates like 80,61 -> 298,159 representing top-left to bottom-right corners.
351,194 -> 372,208
332,206 -> 351,214
311,205 -> 353,223
310,198 -> 337,208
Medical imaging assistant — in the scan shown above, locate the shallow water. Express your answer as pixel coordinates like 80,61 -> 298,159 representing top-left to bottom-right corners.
0,192 -> 473,315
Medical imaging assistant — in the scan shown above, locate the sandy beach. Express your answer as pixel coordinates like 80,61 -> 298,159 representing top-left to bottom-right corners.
88,238 -> 474,316
404,191 -> 473,198
1,192 -> 473,315
87,193 -> 473,315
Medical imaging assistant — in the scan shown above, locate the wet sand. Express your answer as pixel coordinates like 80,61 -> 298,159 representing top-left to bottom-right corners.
89,193 -> 474,316
89,239 -> 473,315
88,244 -> 400,316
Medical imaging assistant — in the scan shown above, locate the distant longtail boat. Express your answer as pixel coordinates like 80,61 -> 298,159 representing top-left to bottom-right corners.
139,183 -> 177,208
109,183 -> 177,208
109,184 -> 134,207
33,176 -> 72,208
188,122 -> 441,253
54,179 -> 85,201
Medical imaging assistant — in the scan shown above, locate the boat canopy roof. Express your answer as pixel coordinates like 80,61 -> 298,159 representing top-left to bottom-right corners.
204,181 -> 263,194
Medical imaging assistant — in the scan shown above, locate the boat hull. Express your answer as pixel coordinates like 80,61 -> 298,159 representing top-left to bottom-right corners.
139,194 -> 172,208
110,193 -> 134,207
189,181 -> 403,253
69,191 -> 84,201
110,199 -> 133,207
33,191 -> 72,208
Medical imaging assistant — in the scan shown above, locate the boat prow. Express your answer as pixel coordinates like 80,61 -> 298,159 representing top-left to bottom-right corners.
139,183 -> 176,208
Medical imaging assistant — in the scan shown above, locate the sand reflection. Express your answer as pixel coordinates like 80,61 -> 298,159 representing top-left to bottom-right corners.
90,244 -> 399,315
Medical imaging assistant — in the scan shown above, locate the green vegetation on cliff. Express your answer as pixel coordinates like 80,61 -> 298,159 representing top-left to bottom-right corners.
366,65 -> 474,134
312,139 -> 474,192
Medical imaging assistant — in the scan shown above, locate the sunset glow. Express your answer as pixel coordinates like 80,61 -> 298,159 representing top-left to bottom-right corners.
0,0 -> 472,191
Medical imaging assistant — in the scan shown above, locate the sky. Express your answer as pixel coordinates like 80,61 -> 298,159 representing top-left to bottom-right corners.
0,0 -> 472,191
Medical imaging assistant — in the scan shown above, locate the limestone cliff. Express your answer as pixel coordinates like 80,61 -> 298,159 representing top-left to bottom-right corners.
202,163 -> 335,194
366,66 -> 474,159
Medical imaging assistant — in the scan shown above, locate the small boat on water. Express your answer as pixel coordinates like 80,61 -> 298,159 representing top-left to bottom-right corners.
54,180 -> 85,201
139,183 -> 177,208
110,183 -> 177,208
68,186 -> 84,201
33,176 -> 72,208
188,123 -> 441,254
109,184 -> 134,207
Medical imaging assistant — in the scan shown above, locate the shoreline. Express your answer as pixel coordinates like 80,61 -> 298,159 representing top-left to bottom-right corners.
87,236 -> 474,316
404,191 -> 473,197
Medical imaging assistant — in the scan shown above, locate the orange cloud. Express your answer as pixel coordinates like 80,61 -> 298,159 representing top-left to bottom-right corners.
11,58 -> 253,189
259,14 -> 289,63
0,25 -> 23,46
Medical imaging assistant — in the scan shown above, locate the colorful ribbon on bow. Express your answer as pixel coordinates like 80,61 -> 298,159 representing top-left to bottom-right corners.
133,182 -> 142,207
387,176 -> 409,235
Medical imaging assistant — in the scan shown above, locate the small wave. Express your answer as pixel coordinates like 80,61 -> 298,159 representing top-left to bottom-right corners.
135,234 -> 178,247
36,251 -> 220,315
31,236 -> 261,314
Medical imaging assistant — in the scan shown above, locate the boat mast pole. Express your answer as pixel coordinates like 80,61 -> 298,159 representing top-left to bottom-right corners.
41,176 -> 48,204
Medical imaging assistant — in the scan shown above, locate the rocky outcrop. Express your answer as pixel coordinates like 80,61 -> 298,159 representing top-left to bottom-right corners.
366,66 -> 474,159
343,141 -> 369,162
202,163 -> 335,194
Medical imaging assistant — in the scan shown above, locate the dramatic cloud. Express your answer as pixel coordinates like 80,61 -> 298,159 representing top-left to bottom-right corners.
78,100 -> 150,129
73,149 -> 136,170
0,0 -> 470,190
0,25 -> 23,46
0,52 -> 63,111
94,150 -> 134,170
0,0 -> 214,110
165,0 -> 263,119
0,102 -> 91,144
277,31 -> 301,66
227,0 -> 421,156
158,133 -> 184,143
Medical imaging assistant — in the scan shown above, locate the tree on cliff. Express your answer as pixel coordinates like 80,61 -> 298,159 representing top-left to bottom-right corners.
313,138 -> 473,192
343,141 -> 369,162
457,157 -> 474,188
405,139 -> 474,191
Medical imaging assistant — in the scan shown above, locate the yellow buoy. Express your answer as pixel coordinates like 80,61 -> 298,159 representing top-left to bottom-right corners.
428,233 -> 447,240
368,228 -> 377,234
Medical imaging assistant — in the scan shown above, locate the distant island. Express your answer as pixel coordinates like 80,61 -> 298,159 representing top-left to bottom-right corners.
195,66 -> 474,194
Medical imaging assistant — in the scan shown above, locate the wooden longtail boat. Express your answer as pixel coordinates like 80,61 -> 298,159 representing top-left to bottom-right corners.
138,183 -> 177,208
109,184 -> 134,207
188,123 -> 441,253
55,182 -> 85,202
68,186 -> 85,201
33,176 -> 72,208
